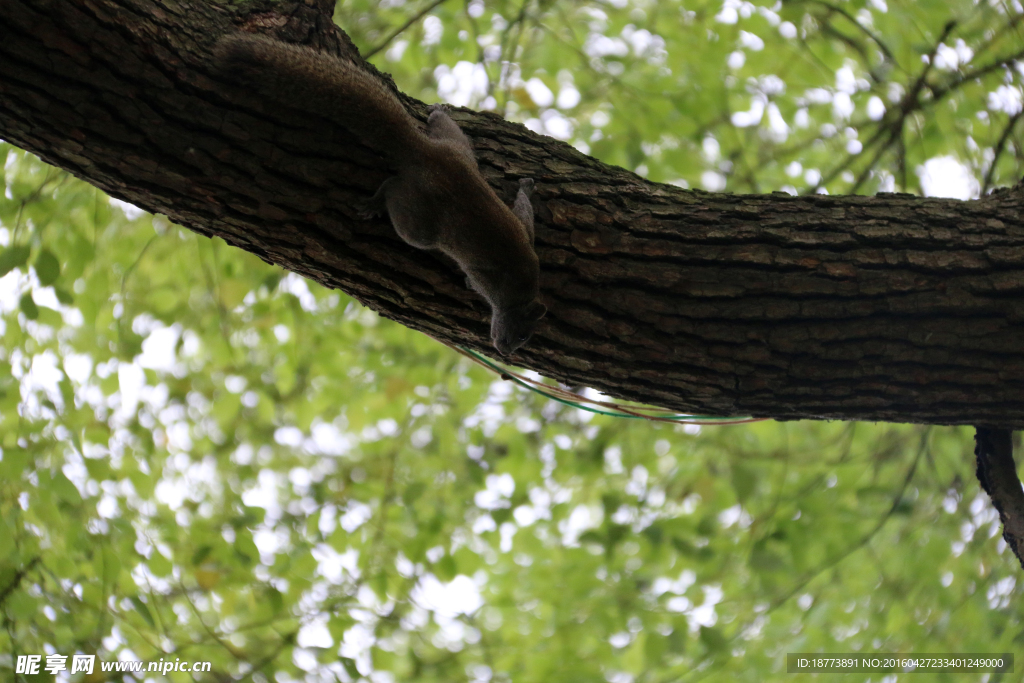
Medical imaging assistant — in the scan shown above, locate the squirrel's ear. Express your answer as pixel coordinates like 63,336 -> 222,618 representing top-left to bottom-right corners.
528,302 -> 547,321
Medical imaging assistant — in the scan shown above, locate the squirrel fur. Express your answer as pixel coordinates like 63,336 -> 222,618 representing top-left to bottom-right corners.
213,34 -> 546,355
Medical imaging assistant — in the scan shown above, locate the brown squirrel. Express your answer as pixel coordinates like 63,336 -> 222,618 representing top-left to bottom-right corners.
213,34 -> 546,355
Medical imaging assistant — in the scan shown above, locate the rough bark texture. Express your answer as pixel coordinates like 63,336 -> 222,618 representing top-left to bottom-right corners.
975,428 -> 1024,569
3,0 -> 1024,426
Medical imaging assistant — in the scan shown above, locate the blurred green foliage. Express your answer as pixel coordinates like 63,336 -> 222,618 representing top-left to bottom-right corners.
343,0 -> 1024,196
2,0 -> 1024,681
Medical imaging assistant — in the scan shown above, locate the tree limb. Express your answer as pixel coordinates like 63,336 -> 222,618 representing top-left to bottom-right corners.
974,427 -> 1024,570
4,0 -> 1024,425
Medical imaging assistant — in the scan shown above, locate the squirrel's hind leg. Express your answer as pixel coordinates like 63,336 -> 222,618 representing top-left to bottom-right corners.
385,182 -> 442,250
356,177 -> 440,250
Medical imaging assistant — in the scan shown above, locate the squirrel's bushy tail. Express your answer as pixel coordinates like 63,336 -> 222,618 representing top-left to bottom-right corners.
213,34 -> 423,160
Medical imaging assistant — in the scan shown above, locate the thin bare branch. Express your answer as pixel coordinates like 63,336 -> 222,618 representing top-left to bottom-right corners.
363,0 -> 450,59
982,110 -> 1024,195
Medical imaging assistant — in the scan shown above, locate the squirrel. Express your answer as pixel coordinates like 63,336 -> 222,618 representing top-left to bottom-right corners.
212,34 -> 546,356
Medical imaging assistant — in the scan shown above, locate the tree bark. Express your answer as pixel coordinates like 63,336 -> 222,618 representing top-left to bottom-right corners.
3,0 -> 1024,426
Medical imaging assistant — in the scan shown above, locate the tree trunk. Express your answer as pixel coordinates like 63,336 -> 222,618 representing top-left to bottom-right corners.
3,0 -> 1024,426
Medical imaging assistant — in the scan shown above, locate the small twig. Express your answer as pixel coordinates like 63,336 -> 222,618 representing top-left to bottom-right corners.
981,110 -> 1024,195
961,8 -> 1024,65
928,44 -> 1024,104
901,20 -> 956,115
363,0 -> 451,59
826,23 -> 955,193
463,0 -> 492,96
0,557 -> 41,606
812,127 -> 889,192
805,0 -> 898,74
179,581 -> 246,660
897,129 -> 908,190
498,0 -> 533,115
768,428 -> 928,611
848,126 -> 899,194
11,168 -> 56,236
249,631 -> 297,674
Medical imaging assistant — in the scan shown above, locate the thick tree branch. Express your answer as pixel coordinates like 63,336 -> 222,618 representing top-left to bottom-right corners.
4,0 -> 1024,426
974,428 -> 1024,570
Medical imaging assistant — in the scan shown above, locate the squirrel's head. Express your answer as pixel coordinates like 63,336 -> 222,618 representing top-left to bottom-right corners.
491,300 -> 547,356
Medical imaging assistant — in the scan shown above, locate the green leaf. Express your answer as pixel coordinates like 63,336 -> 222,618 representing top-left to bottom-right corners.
54,286 -> 74,305
234,532 -> 259,564
0,517 -> 14,558
130,596 -> 156,627
0,245 -> 30,277
18,292 -> 38,320
7,591 -> 36,619
98,548 -> 119,585
699,626 -> 728,653
148,552 -> 172,577
191,545 -> 213,566
34,249 -> 60,285
51,471 -> 81,504
731,463 -> 757,504
435,553 -> 457,582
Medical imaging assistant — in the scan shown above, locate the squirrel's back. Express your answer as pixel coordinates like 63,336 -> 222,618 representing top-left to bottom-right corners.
213,34 -> 425,160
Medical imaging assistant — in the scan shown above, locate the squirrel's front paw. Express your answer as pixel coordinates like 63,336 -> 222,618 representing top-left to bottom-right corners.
354,198 -> 384,220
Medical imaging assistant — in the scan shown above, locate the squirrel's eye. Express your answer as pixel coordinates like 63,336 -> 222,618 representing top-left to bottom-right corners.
518,335 -> 528,342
